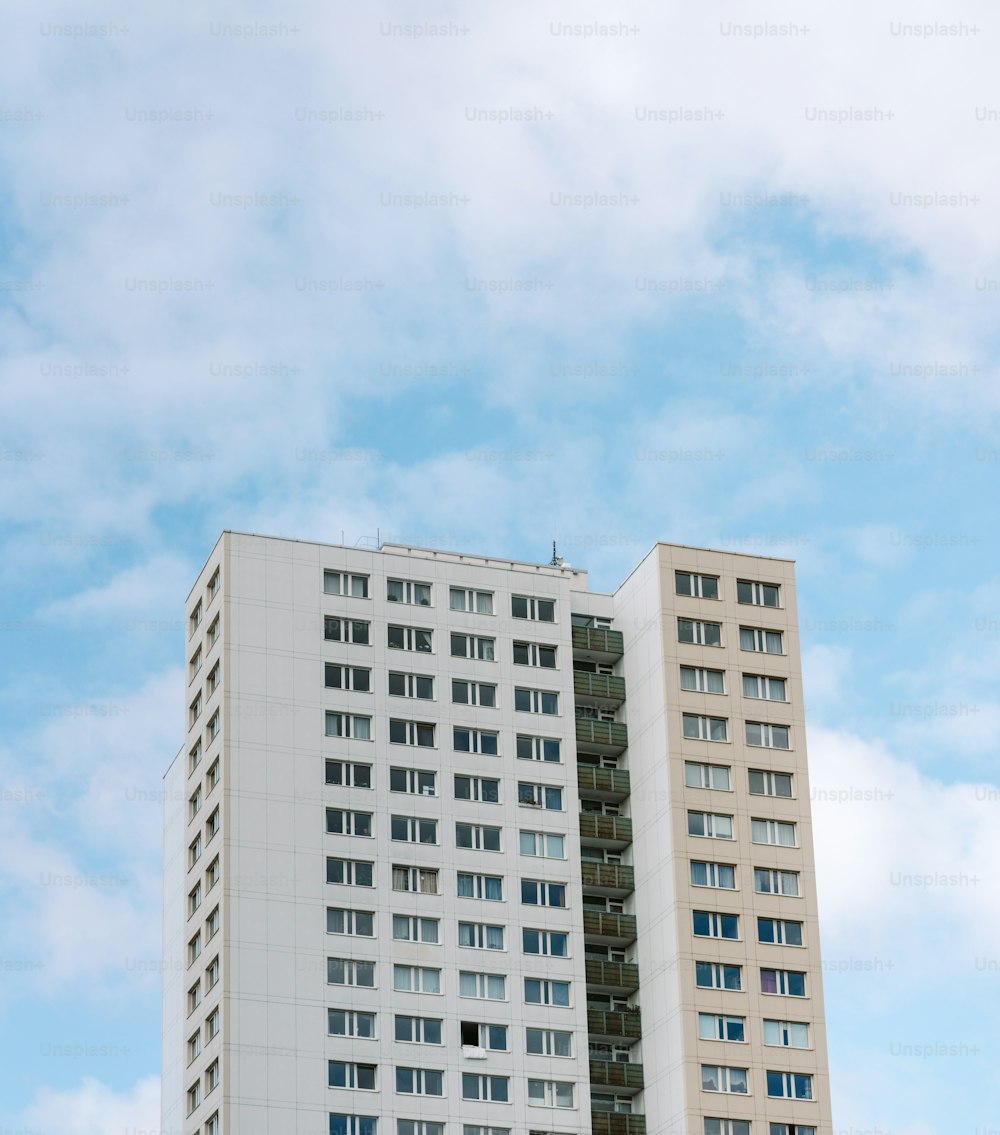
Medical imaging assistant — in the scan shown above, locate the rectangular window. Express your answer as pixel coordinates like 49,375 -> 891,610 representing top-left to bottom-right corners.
461,1074 -> 509,1102
205,807 -> 220,840
326,809 -> 374,837
463,1125 -> 510,1135
459,971 -> 506,1000
187,1082 -> 201,1114
189,647 -> 202,679
513,641 -> 557,668
455,823 -> 501,852
189,693 -> 202,727
387,579 -> 432,606
392,866 -> 439,894
514,688 -> 559,715
450,587 -> 494,614
328,1061 -> 377,1091
325,616 -> 371,645
746,722 -> 790,749
675,571 -> 719,599
207,615 -> 220,647
389,767 -> 435,796
206,759 -> 220,792
188,932 -> 201,965
457,872 -> 503,901
453,727 -> 499,755
452,679 -> 497,707
206,710 -> 220,742
189,835 -> 202,868
188,981 -> 201,1013
748,769 -> 793,797
701,1065 -> 748,1094
389,720 -> 435,748
458,922 -> 505,950
189,787 -> 203,819
740,626 -> 783,654
206,856 -> 219,890
766,1071 -> 813,1100
326,760 -> 372,788
526,1080 -> 574,1108
324,664 -> 372,692
743,673 -> 786,701
324,570 -> 369,598
188,740 -> 202,774
754,867 -> 799,896
690,861 -> 736,889
751,819 -> 796,847
450,633 -> 495,660
680,665 -> 725,694
390,815 -> 438,844
523,978 -> 570,1006
395,1067 -> 444,1096
188,1031 -> 202,1063
329,1010 -> 376,1039
326,907 -> 375,937
206,662 -> 220,695
189,600 -> 202,636
693,911 -> 739,939
329,1117 -> 378,1135
207,568 -> 220,602
512,595 -> 555,621
392,915 -> 440,944
677,618 -> 722,646
327,957 -> 376,987
205,906 -> 219,939
325,712 -> 372,741
769,1127 -> 816,1135
520,879 -> 566,907
522,928 -> 569,957
394,1016 -> 443,1045
393,965 -> 441,994
758,918 -> 803,946
517,782 -> 563,810
460,1021 -> 507,1050
705,1122 -> 751,1135
205,956 -> 219,989
389,625 -> 433,653
684,761 -> 731,790
763,1019 -> 810,1048
519,830 -> 566,859
738,579 -> 780,607
389,672 -> 434,700
683,714 -> 728,742
205,1007 -> 220,1040
455,775 -> 500,803
698,1013 -> 746,1042
760,968 -> 806,997
516,735 -> 561,762
696,962 -> 742,991
687,811 -> 734,840
398,1126 -> 443,1135
326,858 -> 375,887
526,1028 -> 573,1057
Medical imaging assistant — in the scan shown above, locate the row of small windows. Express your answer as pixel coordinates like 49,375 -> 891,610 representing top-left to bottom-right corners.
688,811 -> 798,847
327,778 -> 566,825
692,861 -> 801,897
325,713 -> 562,745
187,569 -> 221,638
686,762 -> 794,797
707,1124 -> 816,1135
325,748 -> 559,797
676,571 -> 781,608
697,962 -> 809,997
682,667 -> 786,702
328,1122 -> 813,1135
701,1066 -> 814,1099
328,910 -> 569,955
692,911 -> 805,947
326,669 -> 561,702
328,859 -> 569,904
679,620 -> 784,654
329,1064 -> 578,1107
682,715 -> 791,748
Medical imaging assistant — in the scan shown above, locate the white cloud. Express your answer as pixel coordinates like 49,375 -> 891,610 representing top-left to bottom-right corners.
17,1074 -> 159,1135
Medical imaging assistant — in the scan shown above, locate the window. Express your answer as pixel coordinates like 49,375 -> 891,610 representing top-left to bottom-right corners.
189,835 -> 203,868
329,1009 -> 376,1038
207,568 -> 220,602
514,688 -> 558,715
751,819 -> 796,847
206,759 -> 220,792
398,1125 -> 443,1135
763,1019 -> 810,1047
394,1015 -> 442,1044
326,760 -> 372,788
187,1082 -> 201,1114
325,616 -> 371,645
690,861 -> 736,889
522,929 -> 569,956
393,915 -> 440,944
207,616 -> 220,647
455,775 -> 500,803
743,673 -> 786,701
390,767 -> 435,796
687,811 -> 734,840
455,822 -> 501,852
770,1127 -> 816,1135
758,918 -> 803,946
188,740 -> 202,774
205,807 -> 220,840
206,856 -> 220,890
188,932 -> 201,965
520,879 -> 566,907
590,1093 -> 633,1113
453,727 -> 499,755
696,962 -> 742,990
524,978 -> 570,1005
513,641 -> 557,668
698,1013 -> 746,1042
389,672 -> 434,699
767,1070 -> 813,1100
463,1126 -> 510,1135
683,714 -> 728,742
754,867 -> 799,896
462,1073 -> 509,1102
519,830 -> 565,859
190,647 -> 203,679
457,872 -> 503,901
459,922 -> 505,950
326,809 -> 374,837
677,618 -> 721,646
526,1028 -> 573,1057
189,884 -> 202,917
738,579 -> 780,607
675,571 -> 719,599
326,857 -> 375,887
328,956 -> 376,988
205,1007 -> 220,1040
325,712 -> 372,741
461,1021 -> 507,1050
206,662 -> 220,695
393,965 -> 441,994
329,1117 -> 377,1135
389,625 -> 433,653
705,1121 -> 751,1135
189,601 -> 202,636
450,587 -> 494,614
391,815 -> 438,844
205,956 -> 219,989
740,626 -> 783,654
328,1061 -> 377,1090
527,1080 -> 574,1108
450,633 -> 495,660
748,769 -> 793,797
188,1031 -> 201,1063
746,722 -> 790,749
680,666 -> 725,694
206,709 -> 220,742
324,570 -> 369,598
516,734 -> 561,762
517,782 -> 563,810
327,908 -> 375,937
325,664 -> 372,692
693,911 -> 739,940
452,679 -> 496,707
685,761 -> 731,790
189,693 -> 203,727
389,720 -> 435,748
188,981 -> 201,1013
205,906 -> 219,940
392,866 -> 439,894
512,595 -> 555,622
701,1065 -> 748,1094
395,1067 -> 444,1096
459,971 -> 506,1000
387,579 -> 431,606
760,968 -> 806,996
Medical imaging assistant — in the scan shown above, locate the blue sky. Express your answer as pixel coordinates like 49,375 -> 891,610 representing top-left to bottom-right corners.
2,1 -> 998,1132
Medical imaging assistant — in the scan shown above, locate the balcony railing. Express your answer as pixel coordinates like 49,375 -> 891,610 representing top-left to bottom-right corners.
589,1061 -> 645,1091
585,959 -> 640,992
577,766 -> 631,800
587,1008 -> 642,1040
590,1113 -> 646,1135
572,626 -> 625,658
579,813 -> 633,847
573,671 -> 627,705
581,861 -> 635,895
583,910 -> 638,944
576,719 -> 629,754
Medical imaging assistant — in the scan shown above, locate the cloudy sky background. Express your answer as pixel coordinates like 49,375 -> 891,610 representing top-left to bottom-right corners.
2,0 -> 998,1131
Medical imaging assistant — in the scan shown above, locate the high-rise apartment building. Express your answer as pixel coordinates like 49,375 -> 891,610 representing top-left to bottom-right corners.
163,531 -> 832,1135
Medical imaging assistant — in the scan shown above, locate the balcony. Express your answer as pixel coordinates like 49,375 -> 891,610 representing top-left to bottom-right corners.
579,813 -> 633,849
583,910 -> 637,945
577,765 -> 631,802
574,671 -> 627,707
581,861 -> 635,897
591,1113 -> 646,1135
576,719 -> 629,755
589,1061 -> 645,1091
587,1007 -> 641,1041
585,959 -> 640,993
572,626 -> 625,661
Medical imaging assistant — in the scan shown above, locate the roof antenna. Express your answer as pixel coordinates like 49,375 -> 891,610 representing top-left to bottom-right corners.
550,540 -> 564,568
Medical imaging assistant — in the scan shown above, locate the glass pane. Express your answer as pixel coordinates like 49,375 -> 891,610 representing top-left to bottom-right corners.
450,588 -> 466,610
